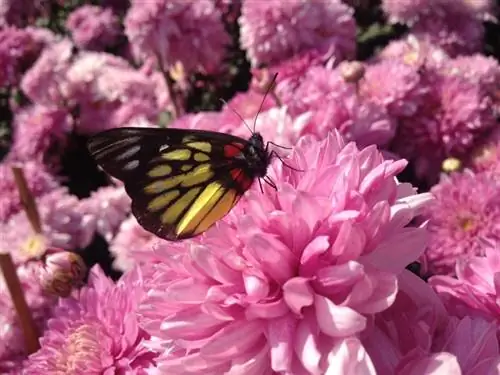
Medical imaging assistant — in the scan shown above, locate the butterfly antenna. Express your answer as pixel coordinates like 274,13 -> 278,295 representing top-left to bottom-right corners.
258,176 -> 264,193
266,140 -> 292,150
252,73 -> 279,134
219,98 -> 253,134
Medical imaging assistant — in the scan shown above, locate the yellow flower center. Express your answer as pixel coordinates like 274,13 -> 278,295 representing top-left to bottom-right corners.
53,323 -> 105,374
20,234 -> 46,259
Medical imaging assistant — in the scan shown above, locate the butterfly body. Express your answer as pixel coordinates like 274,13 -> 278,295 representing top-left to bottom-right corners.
87,127 -> 272,241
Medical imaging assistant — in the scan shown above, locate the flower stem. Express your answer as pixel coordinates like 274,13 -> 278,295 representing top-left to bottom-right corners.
0,253 -> 40,354
155,54 -> 182,120
11,166 -> 42,234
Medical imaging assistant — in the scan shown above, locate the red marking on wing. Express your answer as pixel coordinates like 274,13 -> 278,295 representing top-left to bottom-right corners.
224,142 -> 244,158
230,168 -> 253,190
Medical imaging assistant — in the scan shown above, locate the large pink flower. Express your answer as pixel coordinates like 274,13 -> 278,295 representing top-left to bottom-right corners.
138,132 -> 432,374
24,266 -> 157,374
239,0 -> 356,67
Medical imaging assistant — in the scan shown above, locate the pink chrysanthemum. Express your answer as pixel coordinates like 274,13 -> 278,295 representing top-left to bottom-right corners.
420,171 -> 500,276
138,132 -> 432,374
430,240 -> 500,322
24,266 -> 158,374
124,0 -> 230,75
0,0 -> 50,27
381,0 -> 436,24
0,188 -> 94,265
362,270 -> 452,373
412,7 -> 484,57
7,105 -> 72,170
376,34 -> 450,71
239,0 -> 356,67
221,89 -> 277,127
65,5 -> 120,51
0,26 -> 46,87
391,70 -> 496,183
21,38 -> 75,106
282,65 -> 396,148
109,215 -> 158,272
65,51 -> 162,133
360,59 -> 429,118
0,161 -> 59,222
79,186 -> 131,243
466,130 -> 500,176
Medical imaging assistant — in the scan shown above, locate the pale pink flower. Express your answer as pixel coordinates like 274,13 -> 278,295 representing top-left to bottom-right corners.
0,188 -> 94,265
65,5 -> 120,50
360,59 -> 429,118
79,185 -> 131,243
239,0 -> 356,67
282,65 -> 396,147
430,240 -> 500,321
124,0 -> 230,75
363,270 -> 454,374
20,38 -> 75,106
420,171 -> 500,276
24,265 -> 158,374
0,160 -> 60,222
138,131 -> 432,373
7,105 -> 72,170
109,215 -> 158,272
391,70 -> 496,183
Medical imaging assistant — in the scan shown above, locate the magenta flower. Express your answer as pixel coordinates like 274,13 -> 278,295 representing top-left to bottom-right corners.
138,132 -> 432,373
420,171 -> 500,276
7,105 -> 72,170
0,161 -> 59,222
239,0 -> 356,67
391,69 -> 496,183
21,38 -> 75,106
124,0 -> 230,75
430,240 -> 500,322
24,266 -> 158,374
360,59 -> 429,118
0,26 -> 45,87
0,0 -> 50,27
381,0 -> 436,24
109,215 -> 158,272
65,5 -> 120,50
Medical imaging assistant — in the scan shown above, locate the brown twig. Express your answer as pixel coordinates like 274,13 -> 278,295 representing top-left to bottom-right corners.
0,253 -> 40,354
11,166 -> 42,234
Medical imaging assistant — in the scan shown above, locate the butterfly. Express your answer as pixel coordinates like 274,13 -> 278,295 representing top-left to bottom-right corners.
87,125 -> 281,241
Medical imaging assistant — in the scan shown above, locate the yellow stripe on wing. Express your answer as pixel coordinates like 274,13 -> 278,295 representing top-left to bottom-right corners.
176,181 -> 226,236
194,189 -> 239,235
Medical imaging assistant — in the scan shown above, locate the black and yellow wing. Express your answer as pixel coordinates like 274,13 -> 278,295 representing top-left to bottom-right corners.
87,127 -> 260,241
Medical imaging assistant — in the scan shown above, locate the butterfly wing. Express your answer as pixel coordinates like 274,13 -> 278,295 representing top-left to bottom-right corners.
87,127 -> 255,240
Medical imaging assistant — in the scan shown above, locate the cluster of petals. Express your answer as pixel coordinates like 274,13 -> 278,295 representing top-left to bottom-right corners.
138,132 -> 432,374
239,0 -> 356,67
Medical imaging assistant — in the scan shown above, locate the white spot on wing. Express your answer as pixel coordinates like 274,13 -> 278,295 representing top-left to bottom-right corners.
123,160 -> 139,170
116,145 -> 141,160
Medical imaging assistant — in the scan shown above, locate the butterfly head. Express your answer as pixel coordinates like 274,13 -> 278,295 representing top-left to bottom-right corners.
245,132 -> 271,178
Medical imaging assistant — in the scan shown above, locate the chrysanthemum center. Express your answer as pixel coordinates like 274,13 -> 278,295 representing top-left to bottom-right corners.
20,234 -> 46,259
54,323 -> 105,373
456,215 -> 477,232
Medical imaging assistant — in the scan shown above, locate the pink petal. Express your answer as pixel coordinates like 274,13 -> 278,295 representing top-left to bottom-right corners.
200,320 -> 264,359
326,337 -> 377,375
283,277 -> 315,315
294,317 -> 322,375
398,352 -> 461,375
314,294 -> 366,337
300,236 -> 331,276
267,315 -> 297,372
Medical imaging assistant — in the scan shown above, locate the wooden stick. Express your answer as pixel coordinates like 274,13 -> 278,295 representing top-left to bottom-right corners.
0,253 -> 40,353
11,166 -> 42,234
